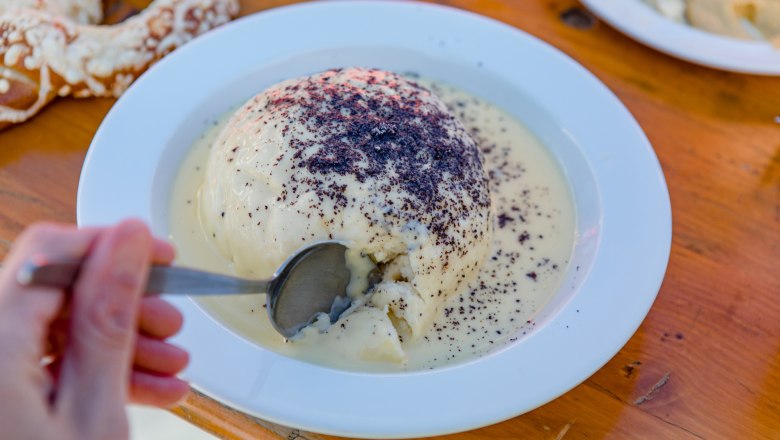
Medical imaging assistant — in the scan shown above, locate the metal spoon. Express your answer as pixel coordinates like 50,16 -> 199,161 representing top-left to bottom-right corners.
16,241 -> 374,338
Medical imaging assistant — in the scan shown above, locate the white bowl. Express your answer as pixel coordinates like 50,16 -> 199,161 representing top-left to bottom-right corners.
582,0 -> 780,75
78,1 -> 672,437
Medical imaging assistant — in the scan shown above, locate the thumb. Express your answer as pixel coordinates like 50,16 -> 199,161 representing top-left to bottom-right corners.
56,220 -> 152,435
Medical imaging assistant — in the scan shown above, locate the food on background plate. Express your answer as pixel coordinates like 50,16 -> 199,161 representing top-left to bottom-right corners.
0,0 -> 239,128
171,67 -> 576,371
643,0 -> 780,45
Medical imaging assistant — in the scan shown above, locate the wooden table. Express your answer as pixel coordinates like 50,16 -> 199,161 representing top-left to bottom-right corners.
1,0 -> 778,438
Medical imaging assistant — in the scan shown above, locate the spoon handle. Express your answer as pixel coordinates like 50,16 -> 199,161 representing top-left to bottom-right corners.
17,261 -> 270,296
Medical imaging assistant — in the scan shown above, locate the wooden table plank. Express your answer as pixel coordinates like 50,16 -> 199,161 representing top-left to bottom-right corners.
170,389 -> 325,440
1,0 -> 778,438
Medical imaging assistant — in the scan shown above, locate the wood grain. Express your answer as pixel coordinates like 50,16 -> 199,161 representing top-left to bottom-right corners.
0,0 -> 778,438
170,389 -> 324,440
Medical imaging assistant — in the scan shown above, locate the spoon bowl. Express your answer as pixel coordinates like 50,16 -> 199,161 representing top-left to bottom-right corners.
267,241 -> 353,337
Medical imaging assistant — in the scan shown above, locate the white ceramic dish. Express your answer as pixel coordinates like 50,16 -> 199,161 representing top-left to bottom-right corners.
582,0 -> 780,75
77,1 -> 672,438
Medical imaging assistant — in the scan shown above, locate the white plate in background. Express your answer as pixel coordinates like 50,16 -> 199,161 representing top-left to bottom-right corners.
582,0 -> 780,75
78,1 -> 672,437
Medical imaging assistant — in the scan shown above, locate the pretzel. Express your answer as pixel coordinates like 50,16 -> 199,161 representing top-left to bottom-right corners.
0,0 -> 102,24
0,0 -> 239,128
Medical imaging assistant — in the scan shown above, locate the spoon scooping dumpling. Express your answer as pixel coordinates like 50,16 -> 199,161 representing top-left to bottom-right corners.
17,241 -> 379,338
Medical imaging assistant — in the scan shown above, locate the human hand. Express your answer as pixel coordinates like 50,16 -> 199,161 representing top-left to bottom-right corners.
0,220 -> 189,440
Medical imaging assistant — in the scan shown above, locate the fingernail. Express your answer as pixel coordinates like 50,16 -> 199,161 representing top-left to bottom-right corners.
164,379 -> 192,408
105,222 -> 151,329
112,222 -> 150,277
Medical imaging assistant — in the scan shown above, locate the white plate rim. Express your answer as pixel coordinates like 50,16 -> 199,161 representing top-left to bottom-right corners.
581,0 -> 780,75
77,1 -> 673,437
